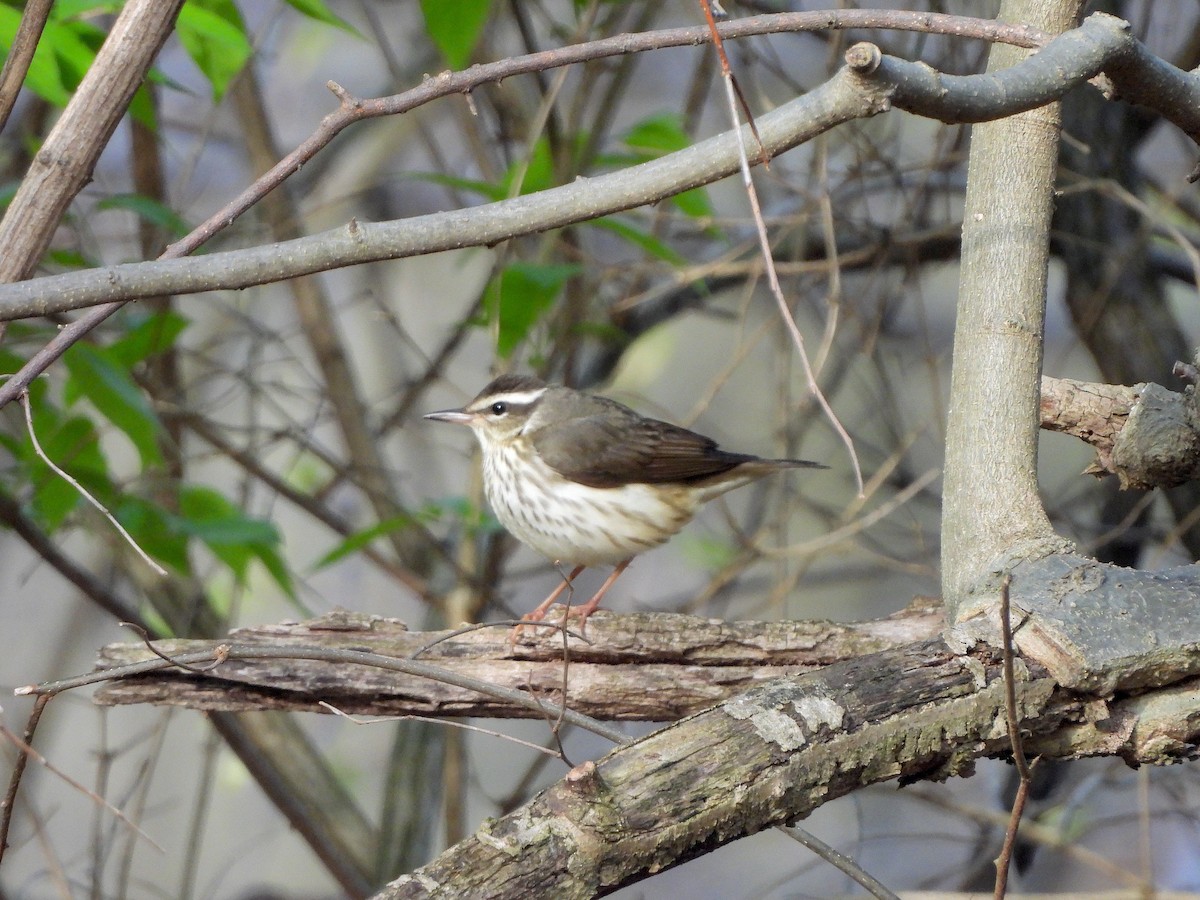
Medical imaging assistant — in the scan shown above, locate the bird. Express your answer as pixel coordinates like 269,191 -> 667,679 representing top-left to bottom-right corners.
425,374 -> 826,632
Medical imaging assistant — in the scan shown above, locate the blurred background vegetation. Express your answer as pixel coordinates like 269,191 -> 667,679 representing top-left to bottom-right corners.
2,1 -> 1200,896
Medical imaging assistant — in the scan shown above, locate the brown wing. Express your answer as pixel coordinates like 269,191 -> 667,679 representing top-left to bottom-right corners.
532,400 -> 755,488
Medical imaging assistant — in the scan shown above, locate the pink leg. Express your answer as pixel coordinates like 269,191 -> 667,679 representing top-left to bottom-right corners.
511,565 -> 587,641
511,559 -> 632,640
523,564 -> 586,624
572,558 -> 631,630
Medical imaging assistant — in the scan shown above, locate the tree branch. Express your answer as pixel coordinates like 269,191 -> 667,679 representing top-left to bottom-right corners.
940,0 -> 1079,615
0,0 -> 52,133
90,604 -> 943,719
0,0 -> 185,283
376,641 -> 1062,899
3,15 -> 1170,332
1040,374 -> 1137,475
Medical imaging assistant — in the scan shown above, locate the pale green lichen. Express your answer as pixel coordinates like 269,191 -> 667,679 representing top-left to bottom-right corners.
793,693 -> 845,732
748,708 -> 808,751
475,813 -> 555,856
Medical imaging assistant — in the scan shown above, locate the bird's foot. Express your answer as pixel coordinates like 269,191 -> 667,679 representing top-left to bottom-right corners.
508,559 -> 629,644
509,598 -> 603,643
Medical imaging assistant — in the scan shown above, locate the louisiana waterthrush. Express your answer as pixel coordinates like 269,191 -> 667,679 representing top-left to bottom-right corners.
425,374 -> 826,629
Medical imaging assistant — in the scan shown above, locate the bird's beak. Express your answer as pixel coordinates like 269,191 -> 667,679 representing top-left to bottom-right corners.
424,408 -> 475,425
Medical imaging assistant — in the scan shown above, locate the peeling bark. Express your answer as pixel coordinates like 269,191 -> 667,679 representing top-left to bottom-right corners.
93,602 -> 943,720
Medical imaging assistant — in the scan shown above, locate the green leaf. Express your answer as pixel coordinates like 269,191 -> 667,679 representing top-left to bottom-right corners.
502,137 -> 554,196
177,0 -> 252,102
312,513 -> 418,571
424,495 -> 503,537
95,194 -> 190,239
679,534 -> 739,571
115,495 -> 191,574
623,113 -> 692,155
283,452 -> 333,493
404,171 -> 505,202
127,83 -> 157,130
177,496 -> 279,547
63,344 -> 163,468
46,249 -> 94,270
0,8 -> 66,105
484,262 -> 580,358
419,0 -> 491,69
442,497 -> 503,536
282,0 -> 360,34
671,186 -> 714,220
177,485 -> 294,599
138,604 -> 175,639
620,113 -> 714,219
569,320 -> 630,346
51,18 -> 106,83
53,1 -> 125,17
0,345 -> 25,376
252,543 -> 298,602
589,217 -> 685,265
106,311 -> 190,368
0,6 -> 101,106
25,411 -> 112,531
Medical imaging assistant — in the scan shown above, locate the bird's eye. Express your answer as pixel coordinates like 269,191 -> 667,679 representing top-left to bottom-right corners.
489,401 -> 508,416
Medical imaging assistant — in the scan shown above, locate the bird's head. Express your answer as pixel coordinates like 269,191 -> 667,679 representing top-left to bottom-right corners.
424,375 -> 552,450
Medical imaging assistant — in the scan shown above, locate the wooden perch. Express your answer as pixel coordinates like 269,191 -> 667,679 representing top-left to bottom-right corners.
1040,375 -> 1136,473
93,601 -> 942,720
84,600 -> 1200,898
1040,371 -> 1200,489
373,639 -> 1200,898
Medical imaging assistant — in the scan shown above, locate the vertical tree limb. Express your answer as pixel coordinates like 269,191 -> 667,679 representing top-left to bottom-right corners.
941,0 -> 1083,615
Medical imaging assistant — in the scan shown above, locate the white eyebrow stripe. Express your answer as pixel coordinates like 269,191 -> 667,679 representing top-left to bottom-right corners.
469,388 -> 547,410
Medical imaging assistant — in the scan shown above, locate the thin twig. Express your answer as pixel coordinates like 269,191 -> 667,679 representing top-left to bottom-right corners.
318,702 -> 565,758
994,572 -> 1035,900
15,788 -> 72,898
908,787 -> 1144,889
0,490 -> 146,624
777,825 -> 899,900
554,567 -> 577,737
0,10 -> 1052,410
15,642 -> 628,744
699,0 -> 768,167
409,620 -> 587,658
182,409 -> 434,597
120,622 -> 228,674
20,390 -> 167,577
0,698 -> 162,855
999,574 -> 1030,781
522,674 -> 575,768
706,27 -> 865,495
0,693 -> 48,865
764,467 -> 939,558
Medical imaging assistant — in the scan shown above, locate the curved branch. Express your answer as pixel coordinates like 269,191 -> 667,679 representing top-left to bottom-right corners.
0,16 -> 1147,325
0,8 -> 1048,409
164,9 -> 1051,263
364,634 -> 1200,898
377,641 -> 1063,899
0,68 -> 868,324
0,14 -> 1190,416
